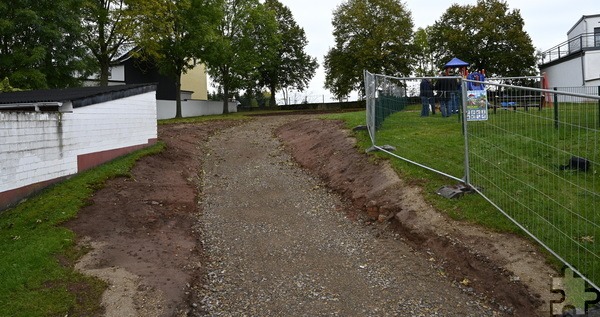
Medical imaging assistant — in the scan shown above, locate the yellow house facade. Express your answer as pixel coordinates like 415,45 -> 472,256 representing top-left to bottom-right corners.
181,63 -> 208,100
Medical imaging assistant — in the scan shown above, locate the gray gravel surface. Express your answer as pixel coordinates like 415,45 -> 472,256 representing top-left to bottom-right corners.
195,116 -> 504,316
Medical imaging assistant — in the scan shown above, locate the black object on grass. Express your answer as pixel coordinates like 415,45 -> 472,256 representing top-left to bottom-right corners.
559,156 -> 591,172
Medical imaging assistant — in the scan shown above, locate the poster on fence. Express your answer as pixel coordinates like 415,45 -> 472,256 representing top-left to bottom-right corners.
466,89 -> 488,121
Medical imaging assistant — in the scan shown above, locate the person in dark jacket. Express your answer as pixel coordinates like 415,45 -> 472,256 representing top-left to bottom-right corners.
419,78 -> 435,116
434,73 -> 458,117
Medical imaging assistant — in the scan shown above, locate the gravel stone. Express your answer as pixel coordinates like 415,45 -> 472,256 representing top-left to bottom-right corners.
194,116 -> 503,316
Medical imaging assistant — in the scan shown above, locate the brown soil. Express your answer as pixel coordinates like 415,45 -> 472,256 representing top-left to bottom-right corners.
65,114 -> 558,316
65,121 -> 242,316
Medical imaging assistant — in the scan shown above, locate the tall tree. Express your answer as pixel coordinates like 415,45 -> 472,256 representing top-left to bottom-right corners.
81,0 -> 137,86
260,0 -> 317,107
429,0 -> 537,77
324,0 -> 414,99
413,27 -> 436,77
206,0 -> 279,114
128,0 -> 222,118
0,0 -> 92,89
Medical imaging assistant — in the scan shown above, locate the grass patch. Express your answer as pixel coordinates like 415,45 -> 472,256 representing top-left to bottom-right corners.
0,142 -> 165,317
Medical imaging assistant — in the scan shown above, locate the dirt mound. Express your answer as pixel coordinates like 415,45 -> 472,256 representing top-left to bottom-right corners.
277,118 -> 556,316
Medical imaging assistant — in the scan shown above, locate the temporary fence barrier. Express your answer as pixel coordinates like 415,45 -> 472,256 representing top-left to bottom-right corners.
364,70 -> 600,293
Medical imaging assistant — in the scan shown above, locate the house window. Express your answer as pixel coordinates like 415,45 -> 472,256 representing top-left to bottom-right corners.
595,28 -> 600,47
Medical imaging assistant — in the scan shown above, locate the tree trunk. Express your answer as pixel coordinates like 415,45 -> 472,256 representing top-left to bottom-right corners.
222,68 -> 230,114
222,83 -> 230,115
175,72 -> 182,118
99,56 -> 110,86
269,83 -> 276,107
98,9 -> 108,87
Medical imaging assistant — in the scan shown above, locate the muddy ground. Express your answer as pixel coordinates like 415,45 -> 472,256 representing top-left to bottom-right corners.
65,114 -> 559,316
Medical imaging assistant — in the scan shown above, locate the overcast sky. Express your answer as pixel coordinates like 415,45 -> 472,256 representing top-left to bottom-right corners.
277,0 -> 598,103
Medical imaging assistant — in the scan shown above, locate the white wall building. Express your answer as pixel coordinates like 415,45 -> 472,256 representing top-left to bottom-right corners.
540,14 -> 600,88
0,84 -> 158,210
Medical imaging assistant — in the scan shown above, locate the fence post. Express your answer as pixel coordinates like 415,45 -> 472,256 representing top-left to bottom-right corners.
553,87 -> 559,130
597,86 -> 599,128
461,81 -> 470,186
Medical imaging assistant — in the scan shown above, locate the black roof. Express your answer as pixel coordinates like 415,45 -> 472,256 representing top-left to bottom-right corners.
0,84 -> 156,108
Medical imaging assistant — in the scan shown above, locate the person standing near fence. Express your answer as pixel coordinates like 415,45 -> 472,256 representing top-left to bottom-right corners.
451,81 -> 461,114
434,73 -> 458,117
419,78 -> 435,116
447,70 -> 461,114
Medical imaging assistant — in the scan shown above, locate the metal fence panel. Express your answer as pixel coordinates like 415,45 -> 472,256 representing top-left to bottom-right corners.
364,72 -> 466,182
364,70 -> 377,144
466,81 -> 599,291
364,71 -> 600,292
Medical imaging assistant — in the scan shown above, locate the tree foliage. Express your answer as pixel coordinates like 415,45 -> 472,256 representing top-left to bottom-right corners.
260,0 -> 317,106
0,77 -> 21,92
429,0 -> 536,77
324,0 -> 414,99
206,0 -> 279,114
413,27 -> 437,77
0,0 -> 92,89
81,0 -> 138,86
128,0 -> 222,117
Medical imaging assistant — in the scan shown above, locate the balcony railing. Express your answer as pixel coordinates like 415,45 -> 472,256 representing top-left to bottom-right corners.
541,32 -> 600,64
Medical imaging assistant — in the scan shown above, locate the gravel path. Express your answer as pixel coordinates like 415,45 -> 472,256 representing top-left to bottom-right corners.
196,116 -> 502,316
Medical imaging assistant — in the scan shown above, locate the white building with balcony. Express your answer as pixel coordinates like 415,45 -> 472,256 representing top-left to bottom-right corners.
540,14 -> 600,89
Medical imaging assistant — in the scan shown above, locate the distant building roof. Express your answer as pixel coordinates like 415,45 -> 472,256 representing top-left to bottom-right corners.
113,45 -> 141,64
567,14 -> 600,36
0,84 -> 156,109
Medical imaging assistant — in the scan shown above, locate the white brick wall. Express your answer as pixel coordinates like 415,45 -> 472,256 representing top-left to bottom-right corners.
0,91 -> 157,193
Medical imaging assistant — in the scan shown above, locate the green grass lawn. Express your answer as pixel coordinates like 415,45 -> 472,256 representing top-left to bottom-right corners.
325,103 -> 599,290
467,105 -> 599,289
